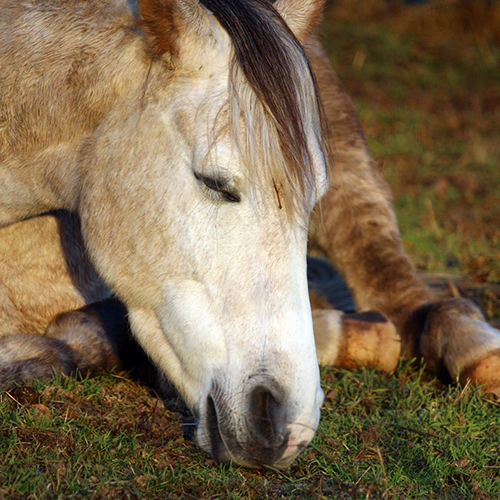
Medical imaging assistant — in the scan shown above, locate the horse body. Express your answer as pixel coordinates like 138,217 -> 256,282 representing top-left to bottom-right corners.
0,213 -> 104,335
2,0 -> 500,470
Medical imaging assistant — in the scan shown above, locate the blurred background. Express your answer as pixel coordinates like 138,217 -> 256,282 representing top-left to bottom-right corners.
319,0 -> 500,322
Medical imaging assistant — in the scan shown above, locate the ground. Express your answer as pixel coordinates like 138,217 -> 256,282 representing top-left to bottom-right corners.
1,1 -> 499,498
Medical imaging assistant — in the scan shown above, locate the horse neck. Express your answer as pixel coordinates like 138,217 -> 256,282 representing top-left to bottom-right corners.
0,0 -> 149,226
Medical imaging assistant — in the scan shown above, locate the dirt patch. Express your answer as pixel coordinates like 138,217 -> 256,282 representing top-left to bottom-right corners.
15,426 -> 74,455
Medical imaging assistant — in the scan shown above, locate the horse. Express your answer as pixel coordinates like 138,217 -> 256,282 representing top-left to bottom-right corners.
1,0 -> 499,470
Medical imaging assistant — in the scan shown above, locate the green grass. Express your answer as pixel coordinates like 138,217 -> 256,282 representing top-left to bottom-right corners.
1,367 -> 499,499
321,2 -> 500,282
315,365 -> 500,499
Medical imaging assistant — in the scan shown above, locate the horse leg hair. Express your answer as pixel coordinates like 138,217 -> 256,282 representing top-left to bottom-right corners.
310,287 -> 400,372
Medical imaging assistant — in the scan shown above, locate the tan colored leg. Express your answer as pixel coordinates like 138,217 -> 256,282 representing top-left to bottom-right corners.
312,303 -> 400,372
305,36 -> 432,343
45,303 -> 123,377
305,36 -> 500,394
0,300 -> 127,388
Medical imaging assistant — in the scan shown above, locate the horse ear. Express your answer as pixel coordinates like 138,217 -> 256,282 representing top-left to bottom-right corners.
137,0 -> 208,59
273,0 -> 325,42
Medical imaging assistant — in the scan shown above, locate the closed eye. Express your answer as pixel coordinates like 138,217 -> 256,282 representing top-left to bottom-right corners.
194,172 -> 241,203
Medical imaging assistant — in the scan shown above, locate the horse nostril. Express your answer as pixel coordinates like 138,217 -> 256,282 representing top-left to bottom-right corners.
248,385 -> 286,448
206,394 -> 224,461
203,383 -> 294,467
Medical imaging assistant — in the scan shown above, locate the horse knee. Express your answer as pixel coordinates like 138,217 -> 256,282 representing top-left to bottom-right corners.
46,308 -> 122,376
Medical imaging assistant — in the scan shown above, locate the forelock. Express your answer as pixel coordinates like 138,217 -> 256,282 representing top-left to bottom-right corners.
200,0 -> 329,217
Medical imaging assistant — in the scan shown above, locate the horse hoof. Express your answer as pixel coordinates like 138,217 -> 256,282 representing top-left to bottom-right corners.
341,311 -> 401,372
460,352 -> 500,398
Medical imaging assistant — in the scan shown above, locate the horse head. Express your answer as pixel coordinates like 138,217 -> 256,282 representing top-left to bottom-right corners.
79,0 -> 328,468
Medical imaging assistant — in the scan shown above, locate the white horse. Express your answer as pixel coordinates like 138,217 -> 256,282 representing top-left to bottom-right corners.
1,0 -> 499,469
0,0 -> 329,468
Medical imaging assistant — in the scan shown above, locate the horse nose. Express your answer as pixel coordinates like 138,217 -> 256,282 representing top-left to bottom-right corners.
204,378 -> 315,467
246,384 -> 289,462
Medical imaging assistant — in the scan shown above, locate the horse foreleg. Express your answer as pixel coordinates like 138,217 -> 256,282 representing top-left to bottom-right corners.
305,37 -> 432,340
306,36 -> 500,394
311,291 -> 400,372
45,299 -> 128,374
413,299 -> 500,396
0,300 -> 127,388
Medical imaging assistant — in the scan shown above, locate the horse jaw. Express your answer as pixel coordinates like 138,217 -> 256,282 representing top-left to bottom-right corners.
126,214 -> 323,468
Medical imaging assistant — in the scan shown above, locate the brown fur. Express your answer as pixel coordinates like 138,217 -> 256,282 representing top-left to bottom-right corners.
305,36 -> 433,345
304,37 -> 500,393
309,288 -> 332,310
336,313 -> 400,372
460,351 -> 500,396
46,308 -> 122,375
138,0 -> 182,58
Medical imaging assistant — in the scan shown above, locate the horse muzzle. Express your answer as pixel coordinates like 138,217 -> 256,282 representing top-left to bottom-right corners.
199,376 -> 319,468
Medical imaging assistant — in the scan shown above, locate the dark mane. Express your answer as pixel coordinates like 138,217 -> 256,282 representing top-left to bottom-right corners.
200,0 -> 329,212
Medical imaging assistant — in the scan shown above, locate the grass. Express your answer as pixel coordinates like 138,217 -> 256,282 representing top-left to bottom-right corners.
2,1 -> 500,498
315,365 -> 500,499
320,0 -> 500,284
1,367 -> 499,499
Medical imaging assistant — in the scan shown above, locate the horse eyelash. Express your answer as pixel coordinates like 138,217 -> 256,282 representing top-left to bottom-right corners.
194,172 -> 241,203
